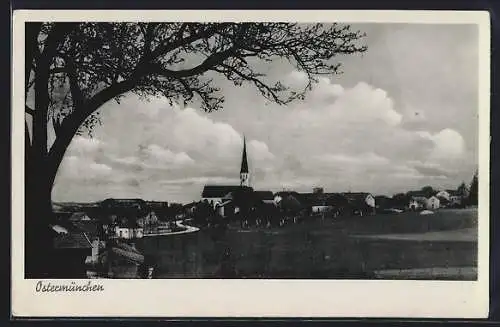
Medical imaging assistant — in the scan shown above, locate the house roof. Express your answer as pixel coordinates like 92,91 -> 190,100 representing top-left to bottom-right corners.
342,192 -> 374,207
278,193 -> 303,210
146,201 -> 169,210
374,195 -> 393,206
253,191 -> 274,201
117,221 -> 142,229
202,185 -> 253,198
274,191 -> 301,198
411,196 -> 428,204
342,192 -> 371,201
445,189 -> 460,196
183,201 -> 198,208
73,221 -> 101,239
299,192 -> 349,207
407,191 -> 428,198
69,212 -> 91,221
54,232 -> 93,249
54,211 -> 74,221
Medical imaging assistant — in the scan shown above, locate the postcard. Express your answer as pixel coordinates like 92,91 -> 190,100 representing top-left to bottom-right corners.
11,9 -> 490,318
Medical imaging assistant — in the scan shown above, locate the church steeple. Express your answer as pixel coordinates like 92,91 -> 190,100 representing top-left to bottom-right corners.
240,136 -> 250,187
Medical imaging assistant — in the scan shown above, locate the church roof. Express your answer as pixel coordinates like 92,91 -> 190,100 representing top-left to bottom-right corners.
240,136 -> 249,174
202,185 -> 253,198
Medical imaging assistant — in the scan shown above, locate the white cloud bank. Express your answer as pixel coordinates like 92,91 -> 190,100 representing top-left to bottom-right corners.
53,69 -> 474,202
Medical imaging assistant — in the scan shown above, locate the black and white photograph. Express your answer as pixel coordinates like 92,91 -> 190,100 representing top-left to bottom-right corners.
12,10 -> 490,318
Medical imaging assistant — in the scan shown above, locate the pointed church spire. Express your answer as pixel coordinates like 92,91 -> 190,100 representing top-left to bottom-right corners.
240,135 -> 250,187
240,135 -> 249,174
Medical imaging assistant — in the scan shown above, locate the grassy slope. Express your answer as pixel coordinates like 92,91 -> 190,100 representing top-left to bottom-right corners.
138,209 -> 478,279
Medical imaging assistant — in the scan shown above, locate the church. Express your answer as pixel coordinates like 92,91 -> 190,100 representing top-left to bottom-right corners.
201,136 -> 254,206
200,137 -> 275,217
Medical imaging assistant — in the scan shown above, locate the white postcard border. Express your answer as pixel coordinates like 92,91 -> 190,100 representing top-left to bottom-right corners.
11,10 -> 491,318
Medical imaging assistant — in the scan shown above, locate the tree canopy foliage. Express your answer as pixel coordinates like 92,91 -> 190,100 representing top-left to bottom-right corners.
468,170 -> 478,205
26,22 -> 366,139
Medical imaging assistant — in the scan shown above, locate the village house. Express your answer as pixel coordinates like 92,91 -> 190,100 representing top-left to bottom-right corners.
274,191 -> 303,213
374,195 -> 393,210
409,197 -> 425,211
408,192 -> 440,210
114,221 -> 144,240
52,224 -> 100,278
427,195 -> 441,210
98,198 -> 150,238
136,211 -> 159,228
298,190 -> 350,215
68,211 -> 93,222
183,202 -> 198,216
213,187 -> 272,218
435,189 -> 464,207
342,192 -> 376,216
253,191 -> 275,205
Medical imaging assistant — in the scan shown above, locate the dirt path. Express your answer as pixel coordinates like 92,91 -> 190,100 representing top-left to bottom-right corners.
374,266 -> 477,280
351,227 -> 477,242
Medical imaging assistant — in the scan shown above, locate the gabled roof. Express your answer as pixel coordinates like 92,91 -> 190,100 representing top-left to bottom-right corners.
299,192 -> 348,207
342,192 -> 373,207
342,192 -> 371,201
253,191 -> 274,201
407,191 -> 427,198
146,201 -> 169,209
445,189 -> 460,196
202,185 -> 253,198
117,220 -> 142,229
69,212 -> 91,221
410,196 -> 428,204
54,232 -> 92,249
183,201 -> 198,208
278,193 -> 303,210
274,191 -> 301,198
54,211 -> 74,221
73,221 -> 101,239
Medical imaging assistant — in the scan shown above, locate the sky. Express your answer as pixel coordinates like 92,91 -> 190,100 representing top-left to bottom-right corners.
50,23 -> 480,204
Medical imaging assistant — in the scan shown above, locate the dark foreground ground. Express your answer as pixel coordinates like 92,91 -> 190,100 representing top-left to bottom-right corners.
137,208 -> 478,280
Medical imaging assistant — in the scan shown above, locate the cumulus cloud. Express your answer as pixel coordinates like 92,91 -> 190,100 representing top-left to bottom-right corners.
66,136 -> 104,158
324,81 -> 402,126
58,155 -> 112,180
314,152 -> 390,166
417,128 -> 466,160
248,140 -> 274,160
142,144 -> 195,167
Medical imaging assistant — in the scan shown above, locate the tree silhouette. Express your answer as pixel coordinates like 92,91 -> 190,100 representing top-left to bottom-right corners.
468,170 -> 478,206
420,186 -> 435,198
25,22 -> 366,277
457,181 -> 469,197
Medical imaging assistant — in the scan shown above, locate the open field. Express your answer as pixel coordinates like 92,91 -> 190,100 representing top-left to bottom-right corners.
137,208 -> 478,280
